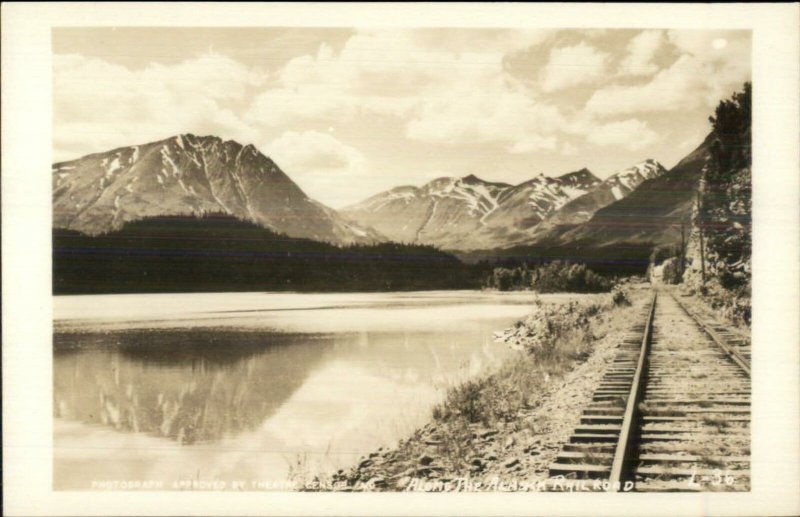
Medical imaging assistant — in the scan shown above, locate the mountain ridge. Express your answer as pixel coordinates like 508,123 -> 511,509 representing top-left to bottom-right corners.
342,161 -> 668,251
53,134 -> 381,244
457,135 -> 713,273
54,133 -> 676,254
526,158 -> 669,238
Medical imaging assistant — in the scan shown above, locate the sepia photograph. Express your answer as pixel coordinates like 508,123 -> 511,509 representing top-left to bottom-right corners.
3,3 -> 799,516
49,24 -> 756,493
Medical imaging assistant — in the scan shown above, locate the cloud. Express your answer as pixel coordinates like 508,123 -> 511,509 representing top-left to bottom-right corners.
560,142 -> 578,156
247,29 -> 565,149
405,88 -> 568,145
53,52 -> 263,161
53,28 -> 749,207
586,55 -> 706,115
264,130 -> 370,207
246,30 -> 544,127
619,30 -> 664,76
255,32 -> 654,157
266,130 -> 365,174
587,119 -> 659,150
245,86 -> 358,128
540,42 -> 609,93
54,30 -> 583,205
507,135 -> 558,154
586,31 -> 750,117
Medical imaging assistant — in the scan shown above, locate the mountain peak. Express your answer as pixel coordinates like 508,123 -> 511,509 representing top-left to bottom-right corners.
167,134 -> 259,151
595,159 -> 668,200
52,134 -> 380,244
618,159 -> 667,181
171,133 -> 218,145
558,168 -> 601,188
461,173 -> 482,183
559,167 -> 593,178
460,174 -> 512,189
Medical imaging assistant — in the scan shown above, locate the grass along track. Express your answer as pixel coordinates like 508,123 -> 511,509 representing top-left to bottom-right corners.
548,290 -> 751,492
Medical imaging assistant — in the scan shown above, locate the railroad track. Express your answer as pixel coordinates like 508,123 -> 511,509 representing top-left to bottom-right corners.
548,290 -> 751,492
672,293 -> 751,371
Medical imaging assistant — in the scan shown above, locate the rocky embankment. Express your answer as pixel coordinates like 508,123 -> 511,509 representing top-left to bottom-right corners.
334,288 -> 649,492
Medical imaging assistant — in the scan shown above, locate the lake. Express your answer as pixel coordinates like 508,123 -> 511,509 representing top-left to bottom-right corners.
53,290 -> 587,490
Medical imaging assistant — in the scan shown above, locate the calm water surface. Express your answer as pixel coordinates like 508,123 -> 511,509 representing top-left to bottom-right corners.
53,291 -> 588,490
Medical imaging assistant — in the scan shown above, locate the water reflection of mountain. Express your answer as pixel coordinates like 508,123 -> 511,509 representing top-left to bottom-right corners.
53,323 -> 512,446
329,328 -> 509,387
54,331 -> 332,445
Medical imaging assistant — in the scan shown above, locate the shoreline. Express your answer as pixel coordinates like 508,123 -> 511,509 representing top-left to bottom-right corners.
328,286 -> 653,491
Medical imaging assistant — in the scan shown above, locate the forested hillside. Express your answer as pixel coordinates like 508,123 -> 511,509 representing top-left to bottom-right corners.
683,83 -> 752,324
53,214 -> 480,294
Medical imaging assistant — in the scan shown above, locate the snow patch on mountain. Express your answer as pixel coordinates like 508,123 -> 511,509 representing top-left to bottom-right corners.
424,176 -> 508,219
52,134 -> 383,245
607,159 -> 667,187
561,185 -> 589,200
106,156 -> 121,177
160,146 -> 180,177
342,168 -> 606,250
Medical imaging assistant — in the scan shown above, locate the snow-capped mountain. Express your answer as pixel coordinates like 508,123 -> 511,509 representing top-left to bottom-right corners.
480,140 -> 711,270
527,159 -> 668,237
341,175 -> 512,246
556,168 -> 605,192
544,146 -> 706,248
603,159 -> 668,200
342,169 -> 602,250
52,134 -> 381,243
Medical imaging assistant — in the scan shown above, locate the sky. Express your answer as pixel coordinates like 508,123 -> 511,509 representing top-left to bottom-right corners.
52,27 -> 751,208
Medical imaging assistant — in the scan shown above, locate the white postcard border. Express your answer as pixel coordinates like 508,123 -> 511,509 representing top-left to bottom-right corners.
2,3 -> 798,516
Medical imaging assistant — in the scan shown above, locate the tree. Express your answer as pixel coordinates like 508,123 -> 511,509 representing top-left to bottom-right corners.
708,82 -> 751,174
703,82 -> 752,289
493,268 -> 513,291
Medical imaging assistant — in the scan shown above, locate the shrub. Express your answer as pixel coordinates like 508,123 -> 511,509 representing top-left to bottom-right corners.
661,257 -> 683,284
497,298 -> 604,355
611,285 -> 631,306
541,261 -> 611,293
485,261 -> 610,293
435,377 -> 492,423
435,297 -> 608,427
699,279 -> 751,327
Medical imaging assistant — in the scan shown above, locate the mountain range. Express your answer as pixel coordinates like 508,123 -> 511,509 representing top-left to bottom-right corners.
468,135 -> 712,272
342,160 -> 666,250
521,159 -> 668,243
536,135 -> 710,249
53,133 -> 707,264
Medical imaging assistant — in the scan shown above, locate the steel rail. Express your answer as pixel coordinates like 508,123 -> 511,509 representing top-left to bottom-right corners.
670,292 -> 751,377
608,292 -> 657,489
